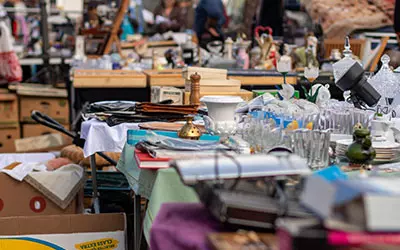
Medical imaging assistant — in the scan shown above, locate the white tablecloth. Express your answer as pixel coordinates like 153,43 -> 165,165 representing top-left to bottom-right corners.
0,153 -> 56,169
81,119 -> 139,157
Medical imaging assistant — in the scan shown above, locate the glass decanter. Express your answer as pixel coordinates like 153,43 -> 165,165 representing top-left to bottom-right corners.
369,54 -> 400,106
333,36 -> 359,83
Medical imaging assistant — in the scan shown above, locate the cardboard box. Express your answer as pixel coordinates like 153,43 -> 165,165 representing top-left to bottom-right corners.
73,70 -> 146,88
0,126 -> 20,153
15,134 -> 65,153
22,123 -> 72,145
0,93 -> 18,125
20,96 -> 69,123
151,86 -> 183,105
184,89 -> 254,104
0,213 -> 126,250
0,173 -> 82,216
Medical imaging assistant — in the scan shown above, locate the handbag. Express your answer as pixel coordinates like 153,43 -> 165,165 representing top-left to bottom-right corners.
0,21 -> 22,83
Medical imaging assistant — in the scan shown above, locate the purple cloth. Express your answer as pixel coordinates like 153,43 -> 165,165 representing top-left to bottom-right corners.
150,203 -> 224,250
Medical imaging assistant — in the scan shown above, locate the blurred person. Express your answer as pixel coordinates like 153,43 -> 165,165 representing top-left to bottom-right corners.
153,0 -> 183,33
179,0 -> 194,30
83,3 -> 103,28
194,0 -> 226,49
395,0 -> 399,44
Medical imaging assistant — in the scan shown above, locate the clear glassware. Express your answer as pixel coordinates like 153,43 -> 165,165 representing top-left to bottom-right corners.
369,54 -> 400,107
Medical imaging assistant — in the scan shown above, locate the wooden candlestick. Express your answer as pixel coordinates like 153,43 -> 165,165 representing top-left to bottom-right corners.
190,73 -> 201,106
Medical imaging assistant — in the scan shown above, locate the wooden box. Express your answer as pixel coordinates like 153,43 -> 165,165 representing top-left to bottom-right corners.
73,70 -> 146,88
184,89 -> 253,105
185,79 -> 241,92
182,67 -> 227,81
144,69 -> 184,87
20,96 -> 69,124
0,126 -> 20,153
228,75 -> 297,86
22,123 -> 72,145
0,93 -> 18,125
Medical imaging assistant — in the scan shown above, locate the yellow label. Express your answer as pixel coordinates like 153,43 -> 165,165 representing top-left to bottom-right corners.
0,238 -> 63,249
75,238 -> 119,250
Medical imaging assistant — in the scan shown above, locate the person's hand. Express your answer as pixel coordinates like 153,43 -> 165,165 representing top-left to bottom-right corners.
208,27 -> 220,37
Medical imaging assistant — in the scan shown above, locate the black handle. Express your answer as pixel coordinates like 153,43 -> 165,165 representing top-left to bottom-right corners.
31,110 -> 75,138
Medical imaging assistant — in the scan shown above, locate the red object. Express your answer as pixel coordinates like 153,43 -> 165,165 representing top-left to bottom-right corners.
134,150 -> 170,169
255,26 -> 273,39
29,196 -> 46,213
0,198 -> 3,212
328,230 -> 400,245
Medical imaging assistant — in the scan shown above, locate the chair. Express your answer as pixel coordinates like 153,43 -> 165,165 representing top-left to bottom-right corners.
80,0 -> 129,56
324,38 -> 366,60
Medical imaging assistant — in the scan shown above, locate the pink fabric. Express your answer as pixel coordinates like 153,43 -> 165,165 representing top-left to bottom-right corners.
150,203 -> 224,250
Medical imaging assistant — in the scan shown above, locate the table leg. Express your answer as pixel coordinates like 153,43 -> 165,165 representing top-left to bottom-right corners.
90,154 -> 100,214
134,194 -> 142,250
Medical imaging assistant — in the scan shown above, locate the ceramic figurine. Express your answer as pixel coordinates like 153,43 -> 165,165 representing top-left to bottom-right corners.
178,115 -> 202,140
301,85 -> 322,104
345,128 -> 376,165
235,37 -> 251,70
254,26 -> 279,70
311,84 -> 331,107
225,37 -> 234,60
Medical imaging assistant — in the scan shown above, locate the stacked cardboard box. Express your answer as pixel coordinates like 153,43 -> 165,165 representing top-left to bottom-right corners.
0,93 -> 20,153
16,84 -> 71,152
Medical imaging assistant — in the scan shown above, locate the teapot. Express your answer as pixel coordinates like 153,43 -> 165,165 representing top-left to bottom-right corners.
200,96 -> 244,137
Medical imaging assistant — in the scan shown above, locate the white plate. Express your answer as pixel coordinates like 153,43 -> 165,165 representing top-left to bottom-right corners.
336,139 -> 400,149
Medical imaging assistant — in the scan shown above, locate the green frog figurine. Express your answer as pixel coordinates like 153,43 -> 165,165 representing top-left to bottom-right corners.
346,127 -> 376,165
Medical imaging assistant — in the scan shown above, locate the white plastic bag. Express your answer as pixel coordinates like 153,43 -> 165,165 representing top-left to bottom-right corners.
0,21 -> 22,82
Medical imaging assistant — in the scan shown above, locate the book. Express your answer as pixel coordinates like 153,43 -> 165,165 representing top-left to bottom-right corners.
277,218 -> 400,250
134,150 -> 170,169
301,174 -> 400,231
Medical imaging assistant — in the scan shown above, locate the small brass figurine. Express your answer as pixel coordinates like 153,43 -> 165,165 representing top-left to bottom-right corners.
346,127 -> 376,166
190,72 -> 201,106
178,115 -> 202,140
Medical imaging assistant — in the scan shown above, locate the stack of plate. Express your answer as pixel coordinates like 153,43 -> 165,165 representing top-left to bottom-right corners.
336,139 -> 400,163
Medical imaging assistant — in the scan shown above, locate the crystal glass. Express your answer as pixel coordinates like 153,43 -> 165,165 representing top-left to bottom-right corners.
304,66 -> 319,83
289,129 -> 331,170
369,54 -> 400,107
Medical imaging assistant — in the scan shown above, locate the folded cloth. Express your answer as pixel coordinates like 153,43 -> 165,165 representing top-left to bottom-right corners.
24,164 -> 86,209
150,203 -> 224,250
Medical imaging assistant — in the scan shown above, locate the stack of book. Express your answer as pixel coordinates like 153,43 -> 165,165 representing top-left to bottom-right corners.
279,166 -> 400,249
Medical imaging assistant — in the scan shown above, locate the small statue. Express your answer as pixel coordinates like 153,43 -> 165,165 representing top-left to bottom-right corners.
346,128 -> 376,165
254,26 -> 279,70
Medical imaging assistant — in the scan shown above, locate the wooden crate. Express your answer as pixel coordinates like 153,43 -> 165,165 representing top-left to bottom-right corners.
0,93 -> 18,125
324,39 -> 366,59
73,70 -> 146,88
19,96 -> 69,124
22,123 -> 72,145
0,126 -> 20,153
144,69 -> 184,87
183,89 -> 253,105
